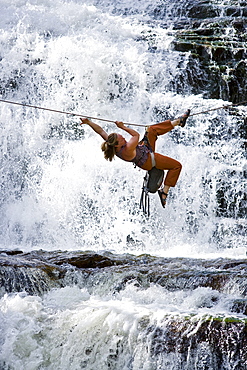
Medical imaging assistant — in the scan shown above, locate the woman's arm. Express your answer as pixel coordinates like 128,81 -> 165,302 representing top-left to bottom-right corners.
115,121 -> 140,150
80,118 -> 108,140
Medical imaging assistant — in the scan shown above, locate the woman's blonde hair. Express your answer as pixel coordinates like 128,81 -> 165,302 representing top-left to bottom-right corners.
101,133 -> 118,161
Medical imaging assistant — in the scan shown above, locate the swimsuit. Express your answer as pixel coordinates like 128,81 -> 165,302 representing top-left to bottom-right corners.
116,144 -> 150,168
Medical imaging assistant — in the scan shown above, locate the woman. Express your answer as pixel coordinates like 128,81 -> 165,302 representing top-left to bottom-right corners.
80,109 -> 190,208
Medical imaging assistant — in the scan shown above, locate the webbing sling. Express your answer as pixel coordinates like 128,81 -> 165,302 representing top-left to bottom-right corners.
138,132 -> 164,216
140,172 -> 150,216
140,167 -> 164,216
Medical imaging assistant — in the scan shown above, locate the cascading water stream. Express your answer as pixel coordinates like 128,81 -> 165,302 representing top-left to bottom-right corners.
0,0 -> 246,369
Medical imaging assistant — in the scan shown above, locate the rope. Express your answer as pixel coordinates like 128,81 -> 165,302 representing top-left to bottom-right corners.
189,100 -> 247,117
0,98 -> 246,128
0,98 -> 126,124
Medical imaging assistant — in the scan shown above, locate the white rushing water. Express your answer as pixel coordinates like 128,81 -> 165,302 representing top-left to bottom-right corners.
0,1 -> 247,369
1,284 -> 246,370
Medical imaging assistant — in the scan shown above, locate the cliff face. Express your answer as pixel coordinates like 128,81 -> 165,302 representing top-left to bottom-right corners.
171,0 -> 247,103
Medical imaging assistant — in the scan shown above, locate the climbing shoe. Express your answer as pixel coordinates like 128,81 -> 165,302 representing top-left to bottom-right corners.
179,109 -> 191,127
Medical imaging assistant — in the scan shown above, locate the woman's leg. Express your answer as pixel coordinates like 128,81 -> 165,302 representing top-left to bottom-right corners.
144,110 -> 190,150
155,153 -> 182,187
155,153 -> 182,207
145,120 -> 174,151
141,153 -> 182,206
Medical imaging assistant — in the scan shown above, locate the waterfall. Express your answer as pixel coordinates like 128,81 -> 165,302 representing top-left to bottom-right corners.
0,0 -> 245,256
0,0 -> 246,369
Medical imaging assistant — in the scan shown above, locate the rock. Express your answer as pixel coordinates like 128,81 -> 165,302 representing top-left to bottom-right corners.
171,2 -> 247,102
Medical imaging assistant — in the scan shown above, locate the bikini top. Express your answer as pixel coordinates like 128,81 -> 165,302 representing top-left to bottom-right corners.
115,144 -> 150,168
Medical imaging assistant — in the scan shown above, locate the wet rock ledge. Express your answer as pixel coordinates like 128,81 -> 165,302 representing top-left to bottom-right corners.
171,0 -> 247,102
0,249 -> 247,318
1,249 -> 247,369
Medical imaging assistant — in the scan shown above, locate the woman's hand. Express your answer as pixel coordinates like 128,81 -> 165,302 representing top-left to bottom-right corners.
80,118 -> 91,125
79,118 -> 108,140
115,121 -> 125,128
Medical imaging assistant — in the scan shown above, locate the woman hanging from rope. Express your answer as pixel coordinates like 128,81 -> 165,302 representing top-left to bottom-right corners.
80,109 -> 190,208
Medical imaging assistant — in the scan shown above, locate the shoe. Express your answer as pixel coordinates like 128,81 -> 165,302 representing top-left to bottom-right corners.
158,190 -> 168,208
179,109 -> 190,127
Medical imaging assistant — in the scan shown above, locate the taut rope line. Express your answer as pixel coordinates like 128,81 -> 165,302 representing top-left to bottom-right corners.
189,100 -> 247,117
0,98 -> 246,128
0,99 -> 122,124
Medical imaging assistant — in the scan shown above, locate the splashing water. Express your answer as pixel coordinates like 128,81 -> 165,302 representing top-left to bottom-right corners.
1,0 -> 246,257
0,2 -> 247,368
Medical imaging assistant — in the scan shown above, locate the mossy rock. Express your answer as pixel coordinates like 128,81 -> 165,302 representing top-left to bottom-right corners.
170,1 -> 247,101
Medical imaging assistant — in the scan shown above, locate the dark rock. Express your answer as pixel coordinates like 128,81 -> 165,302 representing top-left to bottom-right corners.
211,47 -> 233,63
187,3 -> 219,19
151,318 -> 247,370
171,2 -> 247,102
148,319 -> 247,369
230,299 -> 247,315
232,19 -> 246,32
226,7 -> 241,17
57,253 -> 118,268
1,250 -> 247,296
0,249 -> 23,255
